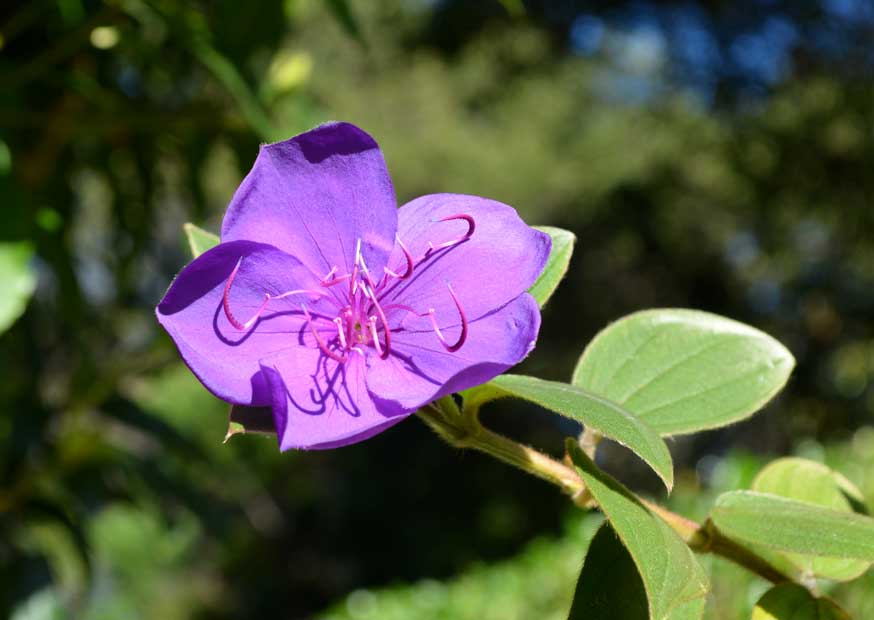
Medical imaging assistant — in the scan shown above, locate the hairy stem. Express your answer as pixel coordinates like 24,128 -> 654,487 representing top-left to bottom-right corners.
416,402 -> 587,501
419,398 -> 790,585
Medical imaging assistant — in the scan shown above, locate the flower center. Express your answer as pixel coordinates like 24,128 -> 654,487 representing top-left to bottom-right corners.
222,214 -> 475,363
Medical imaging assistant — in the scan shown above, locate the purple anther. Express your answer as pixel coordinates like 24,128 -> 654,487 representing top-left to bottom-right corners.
224,258 -> 337,331
426,283 -> 468,352
302,304 -> 347,363
384,234 -> 414,280
426,213 -> 476,254
222,258 -> 272,331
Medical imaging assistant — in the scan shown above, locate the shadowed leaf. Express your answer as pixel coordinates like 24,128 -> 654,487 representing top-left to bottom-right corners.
567,440 -> 708,620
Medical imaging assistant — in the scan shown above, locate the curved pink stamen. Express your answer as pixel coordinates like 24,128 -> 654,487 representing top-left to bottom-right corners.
426,283 -> 468,352
427,213 -> 476,254
223,258 -> 334,331
302,304 -> 347,363
384,234 -> 414,280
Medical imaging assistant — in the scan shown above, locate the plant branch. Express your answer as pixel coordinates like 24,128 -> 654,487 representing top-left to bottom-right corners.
420,397 -> 791,585
416,402 -> 586,501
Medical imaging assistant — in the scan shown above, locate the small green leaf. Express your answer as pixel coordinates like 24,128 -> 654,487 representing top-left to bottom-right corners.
528,226 -> 575,308
568,523 -> 649,620
496,0 -> 526,16
0,241 -> 37,335
224,405 -> 276,442
711,491 -> 874,561
464,374 -> 673,490
752,583 -> 850,620
325,0 -> 365,45
572,309 -> 795,435
751,458 -> 870,581
183,223 -> 220,258
567,440 -> 708,620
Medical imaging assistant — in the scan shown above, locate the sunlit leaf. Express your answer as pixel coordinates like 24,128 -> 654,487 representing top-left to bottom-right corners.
183,223 -> 220,258
751,458 -> 870,581
568,523 -> 649,620
464,375 -> 673,490
711,491 -> 874,560
0,241 -> 36,335
528,226 -> 575,308
567,440 -> 708,620
572,309 -> 795,435
752,583 -> 851,620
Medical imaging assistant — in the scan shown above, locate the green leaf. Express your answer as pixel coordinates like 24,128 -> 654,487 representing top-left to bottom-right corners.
183,223 -> 220,258
0,241 -> 37,335
568,523 -> 649,620
711,491 -> 874,561
224,405 -> 276,442
572,309 -> 795,435
751,583 -> 850,620
464,374 -> 673,490
750,458 -> 870,581
528,226 -> 575,307
496,0 -> 526,16
567,440 -> 708,620
325,0 -> 365,45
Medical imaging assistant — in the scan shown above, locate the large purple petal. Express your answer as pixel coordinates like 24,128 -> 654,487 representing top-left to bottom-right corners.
379,194 -> 550,328
222,122 -> 398,278
366,293 -> 541,411
260,347 -> 408,450
156,240 -> 334,406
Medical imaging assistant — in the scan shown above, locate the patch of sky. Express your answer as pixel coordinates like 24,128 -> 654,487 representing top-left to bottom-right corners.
729,16 -> 798,85
823,0 -> 874,22
570,14 -> 605,56
725,231 -> 761,271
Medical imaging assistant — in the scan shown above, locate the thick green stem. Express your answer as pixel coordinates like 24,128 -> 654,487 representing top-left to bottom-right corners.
418,398 -> 791,585
416,403 -> 586,501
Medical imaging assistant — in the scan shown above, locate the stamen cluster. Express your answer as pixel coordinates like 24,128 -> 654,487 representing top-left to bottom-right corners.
222,215 -> 475,364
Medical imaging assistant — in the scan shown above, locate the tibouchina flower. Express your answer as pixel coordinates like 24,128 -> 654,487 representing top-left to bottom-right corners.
156,122 -> 550,450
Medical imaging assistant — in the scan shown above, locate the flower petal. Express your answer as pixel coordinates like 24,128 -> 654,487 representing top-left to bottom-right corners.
379,194 -> 550,327
260,347 -> 408,450
366,293 -> 541,411
156,240 -> 334,406
221,122 -> 398,279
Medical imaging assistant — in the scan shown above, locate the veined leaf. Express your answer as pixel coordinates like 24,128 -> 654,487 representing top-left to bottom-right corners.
572,309 -> 794,435
711,491 -> 874,561
528,226 -> 575,308
464,374 -> 673,490
568,440 -> 708,620
183,223 -> 220,258
751,458 -> 870,581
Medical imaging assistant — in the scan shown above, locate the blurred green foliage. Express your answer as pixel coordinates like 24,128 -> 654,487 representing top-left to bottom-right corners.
1,0 -> 872,618
321,427 -> 874,620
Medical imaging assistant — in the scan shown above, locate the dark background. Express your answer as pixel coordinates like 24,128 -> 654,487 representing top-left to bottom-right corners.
1,1 -> 872,618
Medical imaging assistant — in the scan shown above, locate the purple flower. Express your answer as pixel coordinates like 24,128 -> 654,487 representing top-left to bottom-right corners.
156,122 -> 550,450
